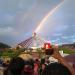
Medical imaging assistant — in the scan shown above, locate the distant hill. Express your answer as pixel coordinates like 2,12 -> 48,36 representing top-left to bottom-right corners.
60,43 -> 75,50
59,43 -> 75,54
0,42 -> 11,49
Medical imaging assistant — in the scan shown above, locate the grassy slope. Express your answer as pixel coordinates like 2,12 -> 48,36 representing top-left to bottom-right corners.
59,46 -> 75,54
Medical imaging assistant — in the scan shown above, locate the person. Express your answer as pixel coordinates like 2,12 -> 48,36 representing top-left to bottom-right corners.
54,48 -> 75,75
33,59 -> 40,75
23,59 -> 34,75
4,57 -> 25,75
45,47 -> 75,75
39,58 -> 46,75
19,54 -> 35,75
42,63 -> 72,75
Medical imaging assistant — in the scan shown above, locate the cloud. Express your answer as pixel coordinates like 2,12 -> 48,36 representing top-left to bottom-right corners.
52,33 -> 62,36
0,0 -> 75,46
0,27 -> 13,35
51,38 -> 60,44
0,13 -> 15,26
61,36 -> 69,39
5,14 -> 14,23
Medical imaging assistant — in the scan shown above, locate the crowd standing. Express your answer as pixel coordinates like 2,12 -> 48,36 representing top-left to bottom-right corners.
0,47 -> 75,75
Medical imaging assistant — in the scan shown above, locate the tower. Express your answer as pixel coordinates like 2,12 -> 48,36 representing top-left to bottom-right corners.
18,32 -> 46,49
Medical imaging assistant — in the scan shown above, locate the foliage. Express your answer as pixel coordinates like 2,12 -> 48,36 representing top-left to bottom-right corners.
0,48 -> 25,58
36,48 -> 45,58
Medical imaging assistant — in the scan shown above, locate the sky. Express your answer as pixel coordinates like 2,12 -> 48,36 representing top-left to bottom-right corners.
0,0 -> 75,46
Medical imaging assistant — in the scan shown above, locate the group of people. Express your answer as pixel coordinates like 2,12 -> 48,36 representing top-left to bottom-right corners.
3,47 -> 75,75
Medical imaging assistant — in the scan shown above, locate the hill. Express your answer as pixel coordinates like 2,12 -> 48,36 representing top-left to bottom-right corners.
0,42 -> 11,49
59,43 -> 75,54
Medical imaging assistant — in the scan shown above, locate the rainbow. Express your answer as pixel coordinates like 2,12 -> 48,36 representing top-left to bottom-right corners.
35,0 -> 64,33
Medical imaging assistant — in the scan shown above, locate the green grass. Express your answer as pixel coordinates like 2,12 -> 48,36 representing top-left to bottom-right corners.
0,47 -> 75,59
59,47 -> 75,54
0,49 -> 23,58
